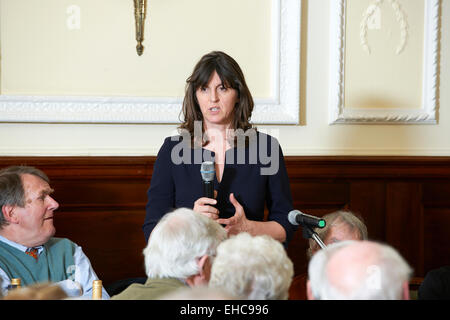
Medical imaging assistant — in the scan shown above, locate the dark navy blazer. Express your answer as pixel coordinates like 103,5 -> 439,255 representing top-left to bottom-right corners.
143,131 -> 298,246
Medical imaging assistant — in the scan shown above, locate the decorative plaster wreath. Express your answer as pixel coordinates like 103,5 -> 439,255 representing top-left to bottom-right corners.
360,0 -> 408,55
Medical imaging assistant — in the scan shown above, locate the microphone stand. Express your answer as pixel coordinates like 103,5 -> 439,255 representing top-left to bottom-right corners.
302,224 -> 326,249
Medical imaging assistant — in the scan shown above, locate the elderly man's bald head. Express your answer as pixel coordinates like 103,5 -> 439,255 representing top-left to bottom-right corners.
327,242 -> 380,296
308,240 -> 413,300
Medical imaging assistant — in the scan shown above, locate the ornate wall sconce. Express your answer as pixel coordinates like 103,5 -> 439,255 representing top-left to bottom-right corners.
134,0 -> 147,56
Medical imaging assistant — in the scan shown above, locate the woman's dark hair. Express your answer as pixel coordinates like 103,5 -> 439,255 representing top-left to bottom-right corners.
179,51 -> 255,146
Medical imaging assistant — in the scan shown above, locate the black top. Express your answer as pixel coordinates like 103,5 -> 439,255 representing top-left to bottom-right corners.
418,266 -> 450,300
142,131 -> 298,247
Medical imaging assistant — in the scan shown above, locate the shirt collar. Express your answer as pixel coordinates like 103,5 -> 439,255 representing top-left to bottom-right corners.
0,234 -> 44,254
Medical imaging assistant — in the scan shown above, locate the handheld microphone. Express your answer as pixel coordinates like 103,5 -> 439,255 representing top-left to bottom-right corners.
288,210 -> 326,228
200,161 -> 215,199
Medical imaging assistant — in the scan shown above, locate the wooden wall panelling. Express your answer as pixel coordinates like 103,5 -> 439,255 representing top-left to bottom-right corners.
386,182 -> 424,277
349,181 -> 386,241
423,208 -> 450,272
422,181 -> 450,272
53,210 -> 147,285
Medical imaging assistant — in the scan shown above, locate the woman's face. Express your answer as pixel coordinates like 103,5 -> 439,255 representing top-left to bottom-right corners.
195,70 -> 239,129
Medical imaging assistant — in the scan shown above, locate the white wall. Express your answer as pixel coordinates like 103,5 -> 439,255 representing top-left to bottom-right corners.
0,0 -> 449,156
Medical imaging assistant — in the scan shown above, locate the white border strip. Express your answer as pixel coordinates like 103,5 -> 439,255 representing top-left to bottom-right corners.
329,0 -> 440,124
0,0 -> 300,124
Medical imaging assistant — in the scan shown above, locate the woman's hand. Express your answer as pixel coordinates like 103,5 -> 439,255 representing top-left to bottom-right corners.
193,191 -> 219,220
217,193 -> 251,235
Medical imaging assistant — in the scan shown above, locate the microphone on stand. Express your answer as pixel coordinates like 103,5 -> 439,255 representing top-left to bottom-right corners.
288,210 -> 326,228
288,210 -> 326,249
200,161 -> 215,199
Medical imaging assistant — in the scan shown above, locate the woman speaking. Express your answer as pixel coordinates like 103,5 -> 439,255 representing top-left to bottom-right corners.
143,51 -> 297,246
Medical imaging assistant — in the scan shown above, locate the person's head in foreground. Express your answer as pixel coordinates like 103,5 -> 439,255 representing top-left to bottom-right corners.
144,207 -> 227,287
307,240 -> 413,300
209,232 -> 294,299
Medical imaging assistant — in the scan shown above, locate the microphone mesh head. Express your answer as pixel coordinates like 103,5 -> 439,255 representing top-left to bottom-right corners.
200,161 -> 215,182
288,210 -> 299,225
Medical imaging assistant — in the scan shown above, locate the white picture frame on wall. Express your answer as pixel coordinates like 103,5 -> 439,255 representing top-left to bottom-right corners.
0,0 -> 300,124
329,0 -> 441,124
